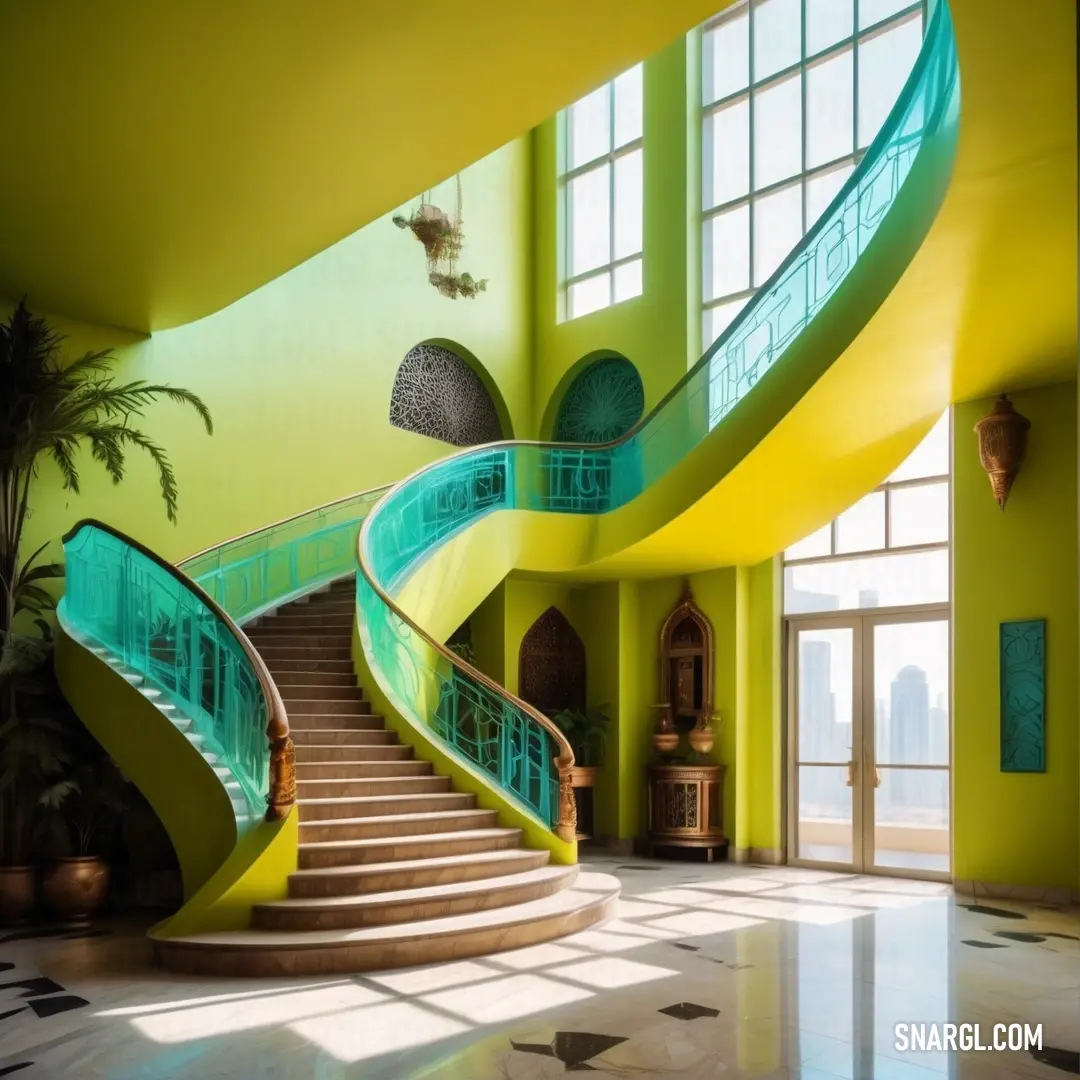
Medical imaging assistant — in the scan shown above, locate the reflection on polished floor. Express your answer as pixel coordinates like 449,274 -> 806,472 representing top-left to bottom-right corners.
1,858 -> 1076,1079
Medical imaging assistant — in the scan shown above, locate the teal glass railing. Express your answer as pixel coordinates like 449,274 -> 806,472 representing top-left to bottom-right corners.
357,1 -> 960,839
61,521 -> 291,822
181,488 -> 388,622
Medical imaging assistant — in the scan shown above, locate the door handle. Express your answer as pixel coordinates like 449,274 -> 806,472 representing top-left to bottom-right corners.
874,767 -> 881,788
846,760 -> 857,787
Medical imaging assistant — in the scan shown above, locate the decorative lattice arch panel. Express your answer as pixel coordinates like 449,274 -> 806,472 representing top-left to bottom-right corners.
518,606 -> 586,716
389,343 -> 504,447
553,355 -> 645,443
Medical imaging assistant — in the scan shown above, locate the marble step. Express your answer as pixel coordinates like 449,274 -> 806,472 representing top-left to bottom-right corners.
292,743 -> 411,762
288,713 -> 383,731
252,864 -> 579,931
281,599 -> 356,616
287,847 -> 550,897
298,827 -> 522,869
296,775 -> 451,800
246,632 -> 352,649
298,808 -> 499,843
291,728 -> 398,746
271,670 -> 358,686
281,697 -> 372,715
261,613 -> 354,629
298,791 -> 476,822
263,657 -> 355,674
277,684 -> 366,702
154,872 -> 620,976
294,760 -> 429,780
253,644 -> 353,662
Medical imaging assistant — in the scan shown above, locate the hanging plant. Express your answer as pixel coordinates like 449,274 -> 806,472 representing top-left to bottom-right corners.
392,204 -> 462,271
394,175 -> 488,299
428,272 -> 488,300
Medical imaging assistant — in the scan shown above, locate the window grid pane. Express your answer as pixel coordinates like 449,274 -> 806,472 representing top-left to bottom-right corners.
569,164 -> 611,277
702,0 -> 925,331
563,62 -> 644,320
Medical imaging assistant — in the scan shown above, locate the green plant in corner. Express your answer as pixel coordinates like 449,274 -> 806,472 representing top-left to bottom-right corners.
0,298 -> 212,871
0,629 -> 69,866
552,703 -> 610,769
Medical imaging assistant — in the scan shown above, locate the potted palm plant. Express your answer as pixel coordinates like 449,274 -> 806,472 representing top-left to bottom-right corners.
552,703 -> 610,787
0,299 -> 212,919
0,631 -> 69,922
38,707 -> 131,927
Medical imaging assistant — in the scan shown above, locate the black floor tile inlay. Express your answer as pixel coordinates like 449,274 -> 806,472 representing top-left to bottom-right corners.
959,904 -> 1026,920
1032,1047 -> 1080,1075
512,1032 -> 628,1071
659,1002 -> 720,1021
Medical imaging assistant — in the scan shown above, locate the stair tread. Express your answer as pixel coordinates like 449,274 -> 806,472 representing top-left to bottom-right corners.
291,847 -> 542,879
157,872 -> 618,948
298,809 -> 492,829
299,827 -> 520,852
298,793 -> 470,807
298,776 -> 444,788
257,865 -> 576,912
294,757 -> 414,764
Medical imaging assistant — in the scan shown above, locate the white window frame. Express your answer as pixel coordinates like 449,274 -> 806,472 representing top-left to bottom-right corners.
700,0 -> 927,344
560,68 -> 644,320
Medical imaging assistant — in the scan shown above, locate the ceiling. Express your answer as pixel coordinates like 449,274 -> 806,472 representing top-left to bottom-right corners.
567,0 -> 1077,578
0,0 -> 725,332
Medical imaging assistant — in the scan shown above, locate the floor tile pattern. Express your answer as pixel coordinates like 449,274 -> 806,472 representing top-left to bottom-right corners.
0,858 -> 1076,1079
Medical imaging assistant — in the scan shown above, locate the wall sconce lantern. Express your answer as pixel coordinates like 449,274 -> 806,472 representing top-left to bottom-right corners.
974,394 -> 1030,510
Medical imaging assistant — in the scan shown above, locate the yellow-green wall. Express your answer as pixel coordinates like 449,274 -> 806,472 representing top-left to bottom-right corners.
18,142 -> 532,567
953,384 -> 1079,892
531,34 -> 698,435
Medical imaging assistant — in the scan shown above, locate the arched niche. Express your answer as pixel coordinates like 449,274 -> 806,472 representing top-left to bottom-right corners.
660,582 -> 714,733
518,606 -> 586,716
389,340 -> 512,447
546,352 -> 645,443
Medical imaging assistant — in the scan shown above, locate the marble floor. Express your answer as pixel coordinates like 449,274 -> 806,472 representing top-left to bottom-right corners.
0,857 -> 1076,1079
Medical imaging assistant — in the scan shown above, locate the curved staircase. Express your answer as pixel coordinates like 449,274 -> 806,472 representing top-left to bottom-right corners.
153,577 -> 620,977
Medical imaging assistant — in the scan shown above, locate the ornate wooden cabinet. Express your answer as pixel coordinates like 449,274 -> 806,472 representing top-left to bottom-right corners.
647,763 -> 726,860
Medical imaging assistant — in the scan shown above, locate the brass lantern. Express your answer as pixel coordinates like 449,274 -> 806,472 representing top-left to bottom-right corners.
974,394 -> 1030,510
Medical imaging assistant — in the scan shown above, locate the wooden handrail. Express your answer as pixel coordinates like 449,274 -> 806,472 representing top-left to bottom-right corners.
178,484 -> 391,566
354,467 -> 578,844
61,518 -> 294,821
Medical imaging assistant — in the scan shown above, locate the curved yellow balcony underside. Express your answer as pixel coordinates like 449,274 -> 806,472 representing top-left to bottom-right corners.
0,0 -> 729,332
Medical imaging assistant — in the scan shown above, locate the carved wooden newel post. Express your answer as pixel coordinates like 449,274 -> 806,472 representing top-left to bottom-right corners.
555,755 -> 578,843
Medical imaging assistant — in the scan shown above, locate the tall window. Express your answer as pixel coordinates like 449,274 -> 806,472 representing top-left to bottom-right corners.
783,410 -> 950,613
561,65 -> 644,320
701,0 -> 925,350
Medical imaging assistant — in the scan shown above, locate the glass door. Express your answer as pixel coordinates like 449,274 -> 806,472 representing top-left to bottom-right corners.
788,609 -> 951,877
789,620 -> 862,869
866,614 -> 950,874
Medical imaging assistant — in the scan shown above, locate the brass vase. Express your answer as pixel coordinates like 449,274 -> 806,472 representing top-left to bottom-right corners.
974,394 -> 1030,510
0,866 -> 35,926
688,710 -> 719,756
688,724 -> 715,756
42,857 -> 109,927
652,703 -> 679,754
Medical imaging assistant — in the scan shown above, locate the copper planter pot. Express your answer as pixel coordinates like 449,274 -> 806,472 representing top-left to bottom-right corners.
42,857 -> 109,926
0,866 -> 35,926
